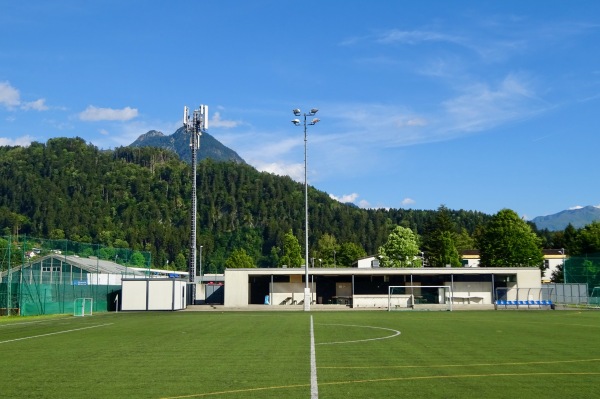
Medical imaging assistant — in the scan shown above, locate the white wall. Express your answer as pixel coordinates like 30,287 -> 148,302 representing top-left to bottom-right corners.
121,280 -> 147,311
224,269 -> 249,307
148,280 -> 175,310
271,282 -> 306,305
121,279 -> 187,311
353,294 -> 412,308
356,257 -> 376,268
543,258 -> 564,282
446,281 -> 492,304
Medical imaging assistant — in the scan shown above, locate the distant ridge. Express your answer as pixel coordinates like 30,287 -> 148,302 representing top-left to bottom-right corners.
130,127 -> 245,164
532,205 -> 600,231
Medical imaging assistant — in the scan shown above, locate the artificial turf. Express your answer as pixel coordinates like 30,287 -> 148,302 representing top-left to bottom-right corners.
1,310 -> 599,398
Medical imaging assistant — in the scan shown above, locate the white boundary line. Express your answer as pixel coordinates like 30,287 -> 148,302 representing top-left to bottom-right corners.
316,324 -> 401,345
0,317 -> 73,328
0,323 -> 113,344
310,315 -> 318,399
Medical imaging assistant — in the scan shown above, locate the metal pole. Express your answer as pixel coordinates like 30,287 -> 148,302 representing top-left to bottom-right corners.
292,108 -> 319,312
199,245 -> 203,278
7,234 -> 11,314
304,113 -> 309,298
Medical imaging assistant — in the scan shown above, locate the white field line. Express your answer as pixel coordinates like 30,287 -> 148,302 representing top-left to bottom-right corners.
0,317 -> 73,328
316,324 -> 401,345
310,315 -> 319,399
0,323 -> 113,344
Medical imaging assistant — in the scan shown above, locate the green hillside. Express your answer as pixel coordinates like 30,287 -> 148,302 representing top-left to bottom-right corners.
0,138 -> 490,273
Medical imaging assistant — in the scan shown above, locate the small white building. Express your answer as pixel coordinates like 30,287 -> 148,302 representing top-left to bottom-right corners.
353,256 -> 380,268
542,249 -> 567,283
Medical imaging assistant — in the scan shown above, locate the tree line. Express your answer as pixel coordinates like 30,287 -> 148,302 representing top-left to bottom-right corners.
0,138 -> 598,278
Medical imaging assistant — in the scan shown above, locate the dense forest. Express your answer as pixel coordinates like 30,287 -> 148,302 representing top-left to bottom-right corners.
0,137 -> 498,273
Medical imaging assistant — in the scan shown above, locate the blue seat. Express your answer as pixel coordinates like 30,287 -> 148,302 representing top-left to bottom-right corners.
517,300 -> 525,305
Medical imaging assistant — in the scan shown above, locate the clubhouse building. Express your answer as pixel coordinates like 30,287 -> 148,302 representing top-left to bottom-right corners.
219,264 -> 542,309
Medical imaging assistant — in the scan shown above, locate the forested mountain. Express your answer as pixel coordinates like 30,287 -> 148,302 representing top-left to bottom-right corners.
130,127 -> 245,164
0,138 -> 491,273
532,206 -> 600,231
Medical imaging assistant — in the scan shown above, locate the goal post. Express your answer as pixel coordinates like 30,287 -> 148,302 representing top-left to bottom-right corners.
588,287 -> 600,307
388,285 -> 453,311
74,298 -> 93,317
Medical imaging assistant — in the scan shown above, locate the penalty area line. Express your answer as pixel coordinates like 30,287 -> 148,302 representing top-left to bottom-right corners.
0,323 -> 114,344
318,372 -> 600,387
159,371 -> 600,398
319,357 -> 600,370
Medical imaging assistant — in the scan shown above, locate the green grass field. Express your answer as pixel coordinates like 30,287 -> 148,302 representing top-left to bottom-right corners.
1,310 -> 599,398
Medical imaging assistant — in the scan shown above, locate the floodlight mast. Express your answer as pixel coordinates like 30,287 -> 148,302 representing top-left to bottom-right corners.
290,108 -> 320,311
183,104 -> 208,304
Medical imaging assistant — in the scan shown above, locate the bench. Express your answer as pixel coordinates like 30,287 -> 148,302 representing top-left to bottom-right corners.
495,299 -> 553,309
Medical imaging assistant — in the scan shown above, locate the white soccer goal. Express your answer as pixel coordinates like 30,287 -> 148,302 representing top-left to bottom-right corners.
388,285 -> 453,311
74,298 -> 93,317
589,287 -> 600,307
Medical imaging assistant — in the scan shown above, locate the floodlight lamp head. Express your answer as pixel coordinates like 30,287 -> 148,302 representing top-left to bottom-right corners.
310,108 -> 319,115
293,109 -> 301,116
292,119 -> 301,125
310,118 -> 320,125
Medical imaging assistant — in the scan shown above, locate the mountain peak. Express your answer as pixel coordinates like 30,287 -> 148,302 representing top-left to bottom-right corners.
532,205 -> 600,230
134,130 -> 165,141
130,128 -> 245,164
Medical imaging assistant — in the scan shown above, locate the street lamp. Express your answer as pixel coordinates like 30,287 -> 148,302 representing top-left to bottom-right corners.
291,108 -> 320,311
199,245 -> 203,277
560,248 -> 566,282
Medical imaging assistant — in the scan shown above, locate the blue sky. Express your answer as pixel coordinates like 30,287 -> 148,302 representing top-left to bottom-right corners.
1,1 -> 599,219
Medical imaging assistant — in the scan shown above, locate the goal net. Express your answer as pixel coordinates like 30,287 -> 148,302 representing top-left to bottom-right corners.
388,285 -> 452,311
590,287 -> 600,307
74,298 -> 93,317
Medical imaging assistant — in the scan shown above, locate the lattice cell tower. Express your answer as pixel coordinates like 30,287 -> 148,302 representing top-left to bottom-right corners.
183,104 -> 208,303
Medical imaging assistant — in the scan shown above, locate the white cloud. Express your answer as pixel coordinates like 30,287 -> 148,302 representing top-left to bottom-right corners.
405,117 -> 428,127
442,74 -> 544,133
21,98 -> 49,111
329,193 -> 359,203
254,161 -> 304,182
79,106 -> 138,121
377,29 -> 464,46
0,81 -> 20,108
0,81 -> 48,111
210,111 -> 240,128
0,135 -> 34,146
358,199 -> 372,208
569,205 -> 584,210
401,198 -> 416,206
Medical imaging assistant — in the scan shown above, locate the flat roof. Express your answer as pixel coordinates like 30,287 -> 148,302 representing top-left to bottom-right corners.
225,267 -> 536,276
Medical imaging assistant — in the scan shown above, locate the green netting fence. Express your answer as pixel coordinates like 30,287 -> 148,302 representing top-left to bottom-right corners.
564,253 -> 600,299
1,235 -> 151,316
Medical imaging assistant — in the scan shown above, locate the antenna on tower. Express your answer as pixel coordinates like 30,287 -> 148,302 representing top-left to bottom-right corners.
183,104 -> 208,304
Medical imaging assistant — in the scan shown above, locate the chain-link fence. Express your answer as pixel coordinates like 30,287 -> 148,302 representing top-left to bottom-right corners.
564,254 -> 600,297
1,235 -> 151,316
